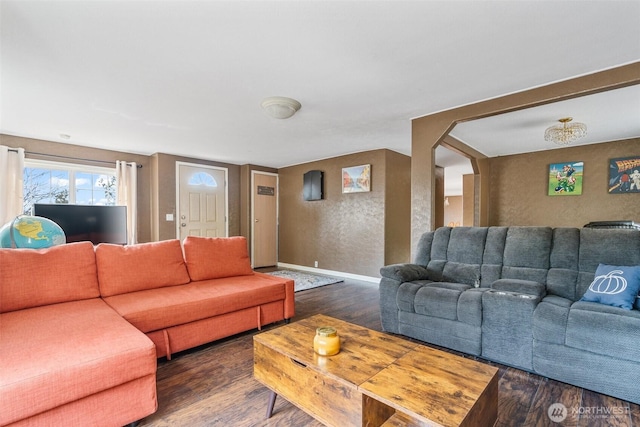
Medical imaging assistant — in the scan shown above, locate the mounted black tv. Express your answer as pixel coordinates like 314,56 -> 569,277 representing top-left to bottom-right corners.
303,170 -> 323,201
33,203 -> 127,245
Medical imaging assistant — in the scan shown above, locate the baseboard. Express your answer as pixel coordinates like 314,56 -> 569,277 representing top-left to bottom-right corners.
276,262 -> 379,284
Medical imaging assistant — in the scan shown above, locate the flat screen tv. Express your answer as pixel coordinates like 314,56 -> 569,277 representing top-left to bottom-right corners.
303,170 -> 323,201
33,203 -> 127,245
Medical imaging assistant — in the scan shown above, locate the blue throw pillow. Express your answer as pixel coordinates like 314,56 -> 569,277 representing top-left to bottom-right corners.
580,264 -> 640,310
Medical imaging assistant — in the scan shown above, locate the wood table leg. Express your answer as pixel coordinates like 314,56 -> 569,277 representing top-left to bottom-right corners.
266,390 -> 277,419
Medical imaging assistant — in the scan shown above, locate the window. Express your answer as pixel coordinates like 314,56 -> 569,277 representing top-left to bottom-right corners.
23,159 -> 117,214
188,172 -> 218,187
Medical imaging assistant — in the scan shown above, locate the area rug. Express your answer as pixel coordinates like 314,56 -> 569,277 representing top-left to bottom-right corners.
266,270 -> 343,292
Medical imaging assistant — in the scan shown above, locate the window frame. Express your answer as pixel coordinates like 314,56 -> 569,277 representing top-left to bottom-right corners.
23,158 -> 118,211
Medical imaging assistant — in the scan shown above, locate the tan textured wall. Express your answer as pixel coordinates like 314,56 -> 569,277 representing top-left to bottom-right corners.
154,153 -> 177,240
384,150 -> 411,265
278,149 -> 409,277
1,134 -> 153,243
149,154 -> 159,241
489,138 -> 640,226
240,165 -> 251,241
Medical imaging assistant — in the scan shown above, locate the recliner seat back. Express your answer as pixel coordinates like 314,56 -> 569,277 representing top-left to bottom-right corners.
415,227 -> 490,286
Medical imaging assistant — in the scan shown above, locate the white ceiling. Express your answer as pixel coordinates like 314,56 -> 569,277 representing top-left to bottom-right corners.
1,1 -> 639,195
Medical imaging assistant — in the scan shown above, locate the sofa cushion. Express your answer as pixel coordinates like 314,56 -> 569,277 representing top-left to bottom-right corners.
414,283 -> 472,321
577,228 -> 640,298
0,299 -> 156,426
504,227 -> 552,268
102,273 -> 287,333
565,301 -> 640,362
547,227 -> 580,300
413,231 -> 435,267
398,311 -> 481,355
183,236 -> 253,280
502,227 -> 552,284
442,262 -> 481,287
546,268 -> 579,301
479,227 -> 508,287
0,241 -> 99,313
396,281 -> 430,313
457,288 -> 487,326
532,296 -> 572,345
96,239 -> 191,297
579,264 -> 640,310
447,227 -> 488,264
441,227 -> 487,286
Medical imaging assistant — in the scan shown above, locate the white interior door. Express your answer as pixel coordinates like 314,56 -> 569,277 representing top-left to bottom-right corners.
177,162 -> 228,240
252,171 -> 278,268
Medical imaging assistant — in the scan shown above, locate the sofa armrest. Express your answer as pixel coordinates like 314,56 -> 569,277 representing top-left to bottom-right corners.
283,278 -> 295,320
491,279 -> 546,297
380,263 -> 429,283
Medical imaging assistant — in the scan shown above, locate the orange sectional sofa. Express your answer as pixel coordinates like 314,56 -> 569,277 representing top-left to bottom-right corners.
0,236 -> 295,426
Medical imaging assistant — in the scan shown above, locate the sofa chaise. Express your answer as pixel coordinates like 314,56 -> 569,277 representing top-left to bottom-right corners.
0,236 -> 294,426
380,226 -> 640,404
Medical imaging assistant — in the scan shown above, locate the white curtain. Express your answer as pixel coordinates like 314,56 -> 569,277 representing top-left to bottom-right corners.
116,160 -> 137,245
0,145 -> 25,226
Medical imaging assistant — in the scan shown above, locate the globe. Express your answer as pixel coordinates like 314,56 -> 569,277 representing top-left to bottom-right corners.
0,215 -> 66,249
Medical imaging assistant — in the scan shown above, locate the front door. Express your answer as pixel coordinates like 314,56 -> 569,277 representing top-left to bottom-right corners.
177,162 -> 228,240
252,171 -> 278,267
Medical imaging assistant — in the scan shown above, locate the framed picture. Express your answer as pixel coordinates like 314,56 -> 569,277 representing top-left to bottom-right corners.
608,156 -> 640,193
548,161 -> 583,196
342,164 -> 371,193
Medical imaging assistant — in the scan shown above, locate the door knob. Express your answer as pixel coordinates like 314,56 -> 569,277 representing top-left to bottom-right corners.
181,223 -> 186,227
255,219 -> 259,222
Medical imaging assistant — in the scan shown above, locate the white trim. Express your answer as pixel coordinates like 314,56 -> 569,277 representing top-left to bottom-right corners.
251,170 -> 279,268
175,161 -> 229,239
276,262 -> 380,284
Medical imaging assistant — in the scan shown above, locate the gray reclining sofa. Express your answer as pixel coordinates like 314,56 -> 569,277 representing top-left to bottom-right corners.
379,226 -> 640,404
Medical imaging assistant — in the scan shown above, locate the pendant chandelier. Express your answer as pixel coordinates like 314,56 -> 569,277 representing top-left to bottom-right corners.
544,117 -> 587,145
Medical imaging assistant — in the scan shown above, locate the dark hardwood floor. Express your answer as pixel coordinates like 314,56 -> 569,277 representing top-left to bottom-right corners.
138,276 -> 640,427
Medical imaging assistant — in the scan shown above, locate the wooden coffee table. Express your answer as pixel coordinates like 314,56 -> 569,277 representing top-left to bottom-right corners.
253,314 -> 498,427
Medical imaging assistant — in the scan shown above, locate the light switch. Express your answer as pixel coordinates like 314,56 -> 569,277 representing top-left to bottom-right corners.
166,213 -> 174,221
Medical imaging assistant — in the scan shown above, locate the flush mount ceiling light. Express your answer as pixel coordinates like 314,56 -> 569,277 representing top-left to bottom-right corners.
261,96 -> 301,119
544,117 -> 587,145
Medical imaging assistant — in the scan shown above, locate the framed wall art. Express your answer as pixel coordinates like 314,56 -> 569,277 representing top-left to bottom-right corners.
342,164 -> 371,193
608,156 -> 640,194
548,161 -> 583,196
